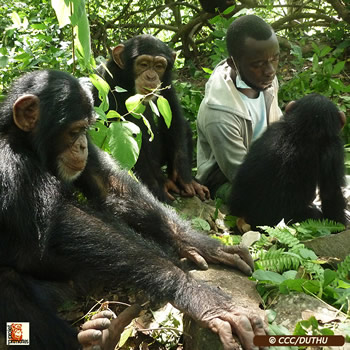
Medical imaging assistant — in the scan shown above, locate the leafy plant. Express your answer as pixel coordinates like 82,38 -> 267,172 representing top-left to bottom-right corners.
292,219 -> 345,240
294,316 -> 334,336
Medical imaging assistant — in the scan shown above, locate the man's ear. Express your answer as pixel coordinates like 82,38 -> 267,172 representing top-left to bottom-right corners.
112,44 -> 125,69
13,94 -> 40,132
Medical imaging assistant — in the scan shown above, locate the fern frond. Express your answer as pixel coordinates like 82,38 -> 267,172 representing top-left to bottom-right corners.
260,225 -> 304,250
256,248 -> 301,273
337,254 -> 350,280
294,219 -> 345,237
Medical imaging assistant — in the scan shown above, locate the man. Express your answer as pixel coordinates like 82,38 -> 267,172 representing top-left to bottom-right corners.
196,15 -> 282,203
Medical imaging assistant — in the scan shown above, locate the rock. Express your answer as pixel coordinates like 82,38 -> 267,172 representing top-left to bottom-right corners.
183,265 -> 265,350
304,230 -> 350,261
271,293 -> 350,349
171,196 -> 230,233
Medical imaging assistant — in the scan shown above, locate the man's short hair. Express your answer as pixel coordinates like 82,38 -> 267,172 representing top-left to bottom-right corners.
226,15 -> 274,59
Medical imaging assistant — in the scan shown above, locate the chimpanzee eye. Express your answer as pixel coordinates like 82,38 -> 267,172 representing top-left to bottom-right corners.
155,64 -> 165,71
139,61 -> 149,69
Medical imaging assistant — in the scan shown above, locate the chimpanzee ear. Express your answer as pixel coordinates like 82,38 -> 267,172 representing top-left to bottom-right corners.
172,51 -> 176,63
112,44 -> 125,69
13,94 -> 40,132
284,100 -> 296,114
339,111 -> 346,129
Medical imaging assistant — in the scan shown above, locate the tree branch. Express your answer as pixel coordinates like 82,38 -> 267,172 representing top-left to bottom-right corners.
325,0 -> 350,23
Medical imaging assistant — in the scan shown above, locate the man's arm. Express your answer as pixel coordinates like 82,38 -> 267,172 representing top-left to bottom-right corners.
204,114 -> 249,183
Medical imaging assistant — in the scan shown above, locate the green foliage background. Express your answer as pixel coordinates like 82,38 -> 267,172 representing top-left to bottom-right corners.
0,0 -> 349,163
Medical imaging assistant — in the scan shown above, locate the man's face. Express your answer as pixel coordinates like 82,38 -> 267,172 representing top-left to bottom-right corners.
233,34 -> 280,91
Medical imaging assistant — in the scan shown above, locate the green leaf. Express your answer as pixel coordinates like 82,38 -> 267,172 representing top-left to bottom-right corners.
330,78 -> 345,91
311,42 -> 320,55
94,106 -> 107,122
323,269 -> 337,287
191,218 -> 210,231
11,12 -> 22,28
90,74 -> 110,112
106,110 -> 121,120
282,270 -> 297,280
141,115 -> 154,141
266,309 -> 277,323
149,99 -> 160,117
320,328 -> 334,335
114,85 -> 128,93
15,53 -> 32,60
31,23 -> 47,30
125,94 -> 146,118
109,121 -> 141,170
298,248 -> 317,260
280,279 -> 320,294
118,326 -> 133,347
320,46 -> 332,57
253,270 -> 286,284
157,96 -> 172,128
202,67 -> 213,74
71,0 -> 92,68
0,56 -> 9,68
88,120 -> 109,150
51,0 -> 71,27
332,61 -> 345,74
312,53 -> 319,71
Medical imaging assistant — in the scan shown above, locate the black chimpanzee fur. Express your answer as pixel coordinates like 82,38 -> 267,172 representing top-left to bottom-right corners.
92,35 -> 194,203
229,93 -> 347,228
0,70 -> 253,349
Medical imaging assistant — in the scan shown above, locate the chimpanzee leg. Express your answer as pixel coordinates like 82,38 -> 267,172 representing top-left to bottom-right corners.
293,204 -> 323,223
0,268 -> 78,350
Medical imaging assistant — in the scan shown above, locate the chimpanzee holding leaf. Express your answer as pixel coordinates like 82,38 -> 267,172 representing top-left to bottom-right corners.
0,69 -> 267,350
92,34 -> 210,203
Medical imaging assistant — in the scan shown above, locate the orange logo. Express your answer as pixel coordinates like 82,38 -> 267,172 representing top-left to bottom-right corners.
10,323 -> 23,341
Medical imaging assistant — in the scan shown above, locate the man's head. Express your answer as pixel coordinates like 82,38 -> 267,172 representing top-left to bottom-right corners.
226,15 -> 280,91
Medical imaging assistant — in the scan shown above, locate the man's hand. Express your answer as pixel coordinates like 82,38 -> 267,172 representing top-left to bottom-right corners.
78,305 -> 141,350
188,179 -> 210,201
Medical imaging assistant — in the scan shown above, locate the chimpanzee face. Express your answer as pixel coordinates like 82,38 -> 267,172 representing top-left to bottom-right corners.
12,93 -> 90,183
234,33 -> 280,92
133,55 -> 168,99
56,120 -> 89,182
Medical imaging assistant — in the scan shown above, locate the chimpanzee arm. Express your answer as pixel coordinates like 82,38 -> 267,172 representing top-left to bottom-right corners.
162,88 -> 210,200
319,140 -> 347,225
76,145 -> 253,274
132,143 -> 171,202
78,146 -> 254,275
162,88 -> 193,185
47,204 -> 264,350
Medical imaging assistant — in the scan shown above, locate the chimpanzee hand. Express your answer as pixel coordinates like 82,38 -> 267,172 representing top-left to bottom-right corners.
78,305 -> 141,350
200,305 -> 267,350
164,178 -> 180,201
179,238 -> 254,276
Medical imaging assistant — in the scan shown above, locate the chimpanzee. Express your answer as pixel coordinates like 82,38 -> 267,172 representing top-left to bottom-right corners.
92,34 -> 210,203
0,70 -> 267,350
229,93 -> 347,228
